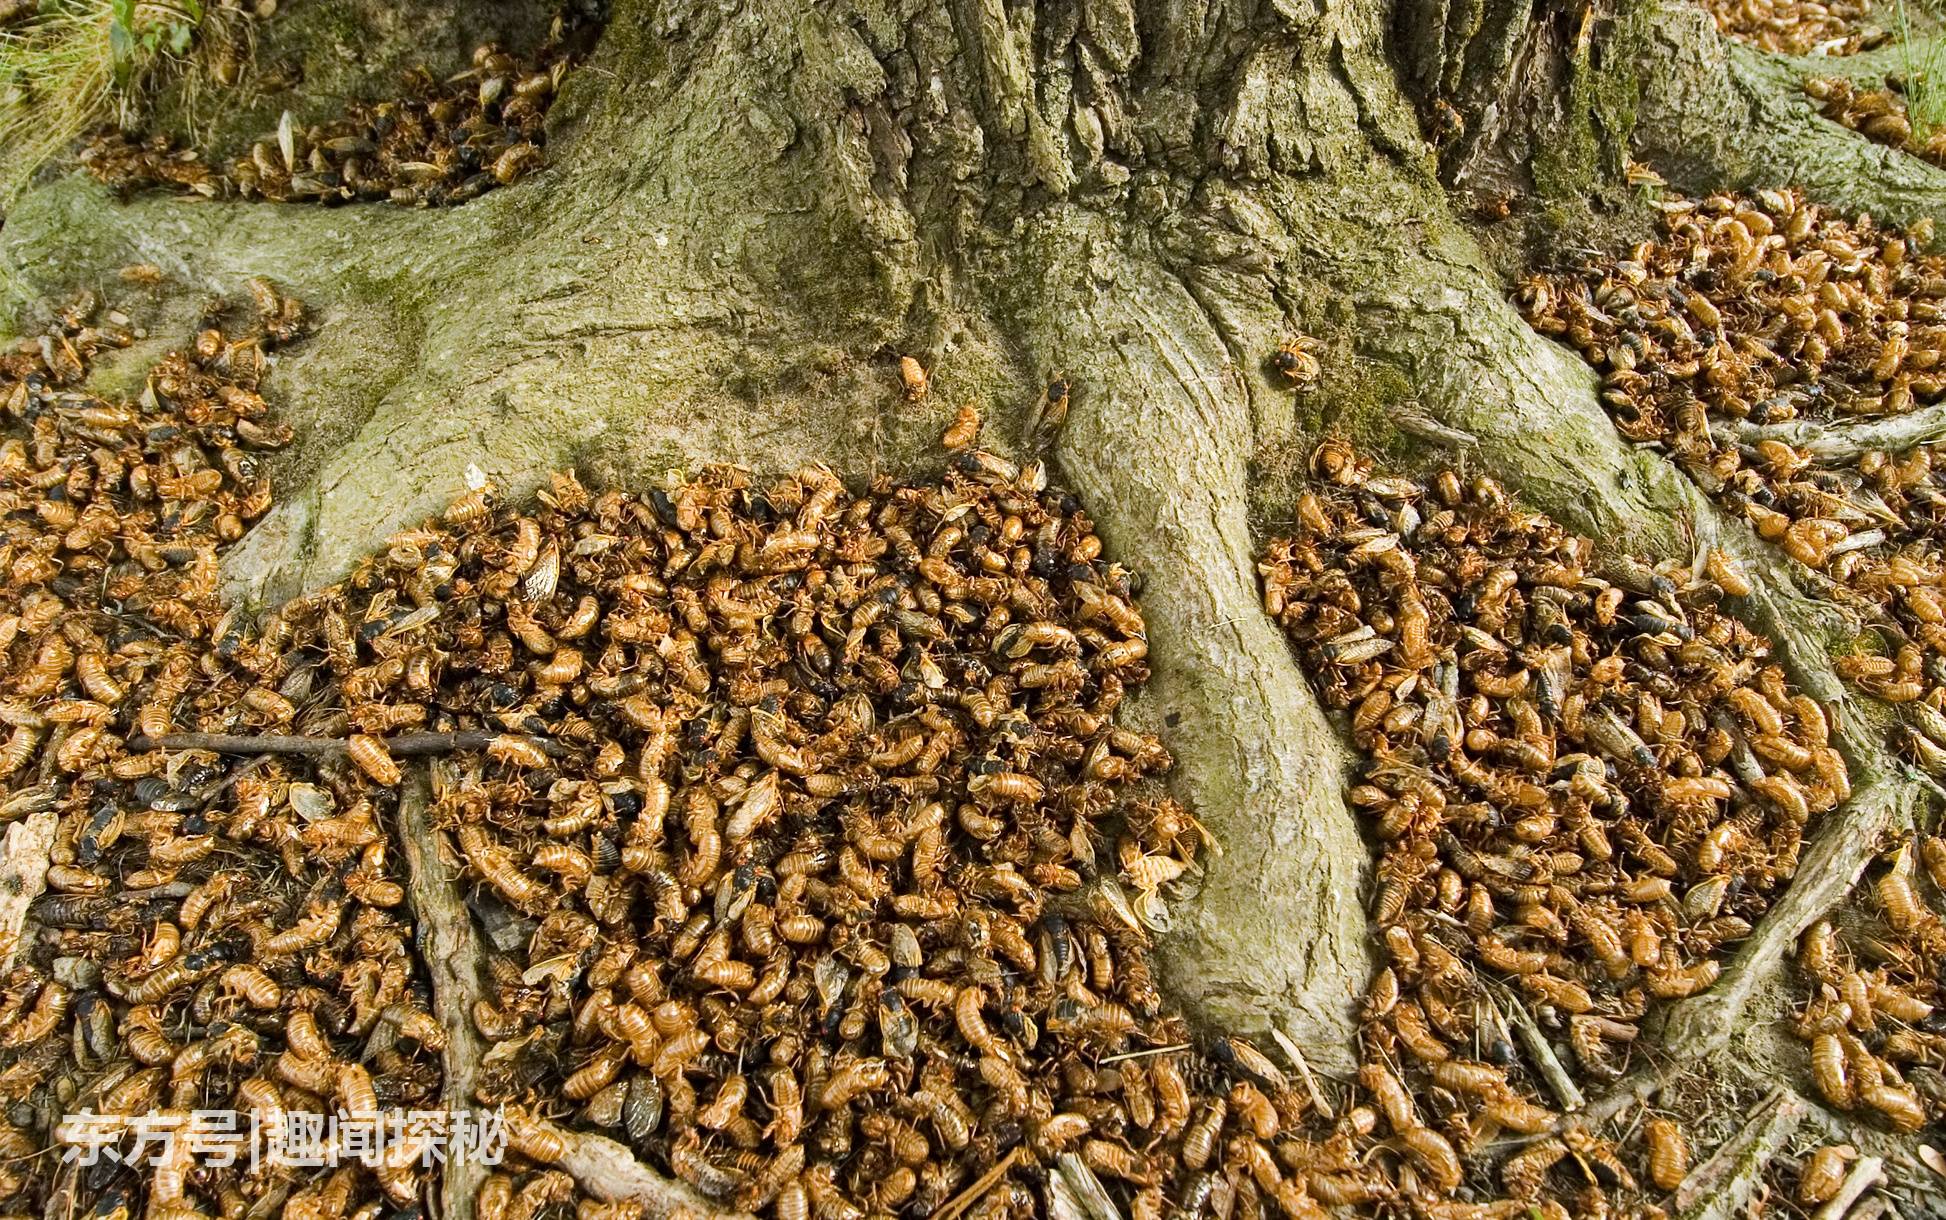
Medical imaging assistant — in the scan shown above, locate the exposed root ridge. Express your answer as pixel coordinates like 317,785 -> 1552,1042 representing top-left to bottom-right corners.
1670,1088 -> 1808,1219
397,770 -> 493,1220
1715,402 -> 1946,464
1636,0 -> 1946,238
1657,775 -> 1919,1061
1335,229 -> 1938,1064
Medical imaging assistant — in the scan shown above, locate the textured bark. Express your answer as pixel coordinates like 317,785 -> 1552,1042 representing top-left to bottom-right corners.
1,0 -> 1942,1091
1636,0 -> 1946,232
1397,0 -> 1645,200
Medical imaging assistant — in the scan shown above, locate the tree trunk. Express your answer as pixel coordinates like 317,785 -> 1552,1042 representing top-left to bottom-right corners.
2,0 -> 1941,1109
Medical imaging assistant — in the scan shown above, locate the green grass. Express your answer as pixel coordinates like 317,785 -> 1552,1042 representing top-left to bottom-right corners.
0,0 -> 206,204
1897,0 -> 1946,144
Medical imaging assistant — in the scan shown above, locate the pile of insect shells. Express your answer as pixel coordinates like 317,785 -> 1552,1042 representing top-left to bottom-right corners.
0,298 -> 1362,1220
1805,77 -> 1946,170
0,284 -> 457,1219
1,289 -> 1863,1220
1698,0 -> 1878,55
1791,832 -> 1946,1134
1517,191 -> 1946,740
298,442 -> 1355,1220
82,13 -> 594,208
1260,441 -> 1847,1210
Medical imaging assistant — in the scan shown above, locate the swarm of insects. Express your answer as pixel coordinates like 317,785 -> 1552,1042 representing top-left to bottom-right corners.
271,444 -> 1323,1220
1788,833 -> 1946,1133
1261,441 -> 1845,1207
0,298 -> 1381,1220
1518,189 -> 1946,748
1805,76 -> 1946,169
1698,0 -> 1879,55
0,285 -> 459,1215
82,11 -> 600,207
0,293 -> 1824,1218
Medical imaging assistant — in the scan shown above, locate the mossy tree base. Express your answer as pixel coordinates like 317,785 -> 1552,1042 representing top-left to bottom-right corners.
3,0 -> 1943,1144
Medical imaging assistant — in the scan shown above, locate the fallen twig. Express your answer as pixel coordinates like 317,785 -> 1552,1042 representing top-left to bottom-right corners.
1504,994 -> 1584,1111
1658,773 -> 1918,1062
1270,1026 -> 1336,1120
194,753 -> 274,810
935,1147 -> 1023,1220
1584,1072 -> 1661,1125
1719,401 -> 1946,464
1099,1042 -> 1192,1064
1674,1088 -> 1806,1219
129,730 -> 568,759
397,770 -> 492,1220
1488,1070 -> 1661,1156
1812,1155 -> 1884,1220
511,1111 -> 750,1219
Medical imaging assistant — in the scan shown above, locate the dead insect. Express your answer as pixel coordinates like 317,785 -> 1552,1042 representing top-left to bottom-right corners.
1272,334 -> 1321,385
942,404 -> 981,450
346,733 -> 402,785
1643,1117 -> 1689,1191
899,356 -> 930,401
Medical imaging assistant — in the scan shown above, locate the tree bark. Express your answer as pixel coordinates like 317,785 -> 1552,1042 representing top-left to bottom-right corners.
2,0 -> 1942,1091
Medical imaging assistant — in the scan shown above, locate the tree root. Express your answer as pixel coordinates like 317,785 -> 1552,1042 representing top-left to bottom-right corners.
0,0 -> 1935,1111
1286,191 -> 1931,1081
1672,1088 -> 1808,1220
394,755 -> 745,1220
507,1112 -> 751,1220
397,770 -> 491,1220
1634,0 -> 1946,235
998,208 -> 1377,1068
1713,401 -> 1946,463
0,176 -> 1382,1066
1657,775 -> 1920,1061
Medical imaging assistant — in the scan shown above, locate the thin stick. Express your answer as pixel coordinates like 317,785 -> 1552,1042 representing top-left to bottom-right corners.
1270,1027 -> 1335,1120
1812,1156 -> 1885,1220
129,731 -> 568,759
1485,1071 -> 1659,1155
1098,1042 -> 1191,1064
1503,994 -> 1584,1111
935,1147 -> 1023,1220
397,770 -> 490,1220
194,753 -> 272,810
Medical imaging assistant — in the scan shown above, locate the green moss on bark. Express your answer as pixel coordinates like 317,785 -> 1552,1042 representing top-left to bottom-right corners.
1532,5 -> 1647,200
